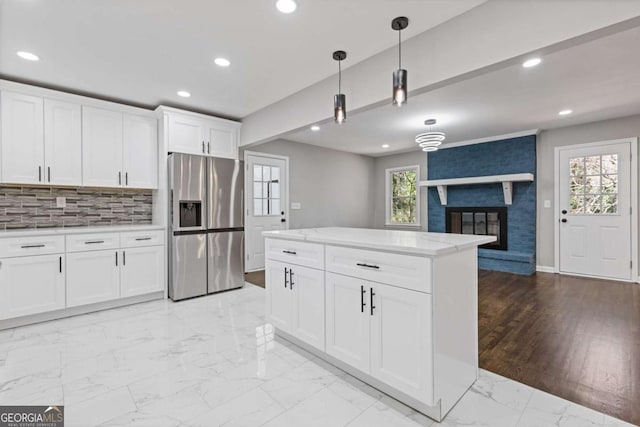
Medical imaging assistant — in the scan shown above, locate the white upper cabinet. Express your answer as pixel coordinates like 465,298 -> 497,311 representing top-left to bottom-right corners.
82,106 -> 124,187
44,99 -> 82,185
123,114 -> 157,189
1,91 -> 44,184
166,109 -> 240,159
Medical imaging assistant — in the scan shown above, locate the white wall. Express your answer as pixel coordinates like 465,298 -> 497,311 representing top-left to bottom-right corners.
372,151 -> 428,231
243,139 -> 375,229
537,114 -> 640,269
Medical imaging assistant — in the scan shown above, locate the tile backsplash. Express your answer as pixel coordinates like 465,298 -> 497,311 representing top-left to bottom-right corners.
0,186 -> 153,231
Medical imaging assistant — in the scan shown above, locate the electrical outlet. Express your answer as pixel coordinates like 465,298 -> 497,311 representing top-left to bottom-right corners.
56,197 -> 66,208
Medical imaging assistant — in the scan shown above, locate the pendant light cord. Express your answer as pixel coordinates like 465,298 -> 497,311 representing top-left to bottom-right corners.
398,29 -> 402,69
338,59 -> 342,95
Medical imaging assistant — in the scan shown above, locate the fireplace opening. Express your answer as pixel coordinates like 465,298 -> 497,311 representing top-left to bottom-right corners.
445,207 -> 508,250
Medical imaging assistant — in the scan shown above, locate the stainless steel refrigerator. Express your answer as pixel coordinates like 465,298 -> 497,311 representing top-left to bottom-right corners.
168,153 -> 244,301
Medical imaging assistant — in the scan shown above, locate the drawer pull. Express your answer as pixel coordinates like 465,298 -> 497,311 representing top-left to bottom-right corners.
356,262 -> 380,269
85,240 -> 105,244
21,244 -> 45,249
282,250 -> 297,255
135,237 -> 152,241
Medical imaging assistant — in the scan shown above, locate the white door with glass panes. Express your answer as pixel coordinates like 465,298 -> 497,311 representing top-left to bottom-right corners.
559,140 -> 632,280
245,153 -> 288,271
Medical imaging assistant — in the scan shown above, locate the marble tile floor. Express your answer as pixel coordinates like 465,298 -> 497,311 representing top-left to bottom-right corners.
0,284 -> 636,427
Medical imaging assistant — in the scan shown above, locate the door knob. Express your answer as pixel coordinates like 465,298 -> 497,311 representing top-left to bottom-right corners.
561,210 -> 567,214
561,218 -> 567,223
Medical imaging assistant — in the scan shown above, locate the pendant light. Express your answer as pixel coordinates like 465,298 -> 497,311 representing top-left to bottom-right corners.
391,17 -> 409,106
416,119 -> 445,152
333,50 -> 347,124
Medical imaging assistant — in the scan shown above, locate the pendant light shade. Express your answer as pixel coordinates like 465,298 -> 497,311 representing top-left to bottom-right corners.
392,17 -> 409,106
333,50 -> 347,124
416,119 -> 445,152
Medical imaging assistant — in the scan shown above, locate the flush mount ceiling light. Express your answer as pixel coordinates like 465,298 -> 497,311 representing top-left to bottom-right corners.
416,119 -> 445,152
177,90 -> 191,98
391,17 -> 409,107
276,0 -> 297,14
522,57 -> 542,68
382,144 -> 390,148
310,125 -> 320,131
16,51 -> 40,61
558,109 -> 573,116
214,57 -> 231,67
333,50 -> 347,124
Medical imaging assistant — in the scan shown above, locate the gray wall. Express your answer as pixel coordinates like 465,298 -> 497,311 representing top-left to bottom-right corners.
537,114 -> 640,268
372,151 -> 428,231
243,139 -> 375,229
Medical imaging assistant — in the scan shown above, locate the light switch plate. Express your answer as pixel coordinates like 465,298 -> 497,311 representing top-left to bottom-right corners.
291,202 -> 302,210
543,200 -> 551,208
56,197 -> 66,208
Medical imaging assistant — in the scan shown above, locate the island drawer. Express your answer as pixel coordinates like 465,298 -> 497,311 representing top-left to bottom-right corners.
66,233 -> 120,253
0,235 -> 65,258
326,245 -> 432,293
265,238 -> 324,270
121,230 -> 164,248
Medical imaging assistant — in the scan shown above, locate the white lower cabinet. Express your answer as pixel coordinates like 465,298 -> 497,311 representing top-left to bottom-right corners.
121,245 -> 164,297
0,254 -> 65,320
266,260 -> 325,351
66,249 -> 120,307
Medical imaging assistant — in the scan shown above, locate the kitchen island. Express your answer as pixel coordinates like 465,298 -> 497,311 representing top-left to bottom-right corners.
263,227 -> 495,422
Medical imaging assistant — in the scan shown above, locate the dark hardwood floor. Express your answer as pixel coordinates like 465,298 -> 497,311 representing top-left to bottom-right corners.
245,267 -> 640,424
479,270 -> 640,425
245,270 -> 265,288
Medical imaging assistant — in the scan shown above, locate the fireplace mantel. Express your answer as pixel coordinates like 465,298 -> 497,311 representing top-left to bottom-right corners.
419,173 -> 534,205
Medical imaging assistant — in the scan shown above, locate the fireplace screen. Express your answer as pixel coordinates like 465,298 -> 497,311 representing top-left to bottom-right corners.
445,207 -> 507,250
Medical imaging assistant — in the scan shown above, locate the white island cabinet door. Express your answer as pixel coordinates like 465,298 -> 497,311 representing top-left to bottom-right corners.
325,272 -> 370,373
167,113 -> 205,155
370,283 -> 434,405
0,91 -> 44,184
66,249 -> 120,307
123,114 -> 158,189
44,99 -> 82,186
0,254 -> 65,320
120,246 -> 164,297
290,265 -> 325,351
82,106 -> 123,187
265,260 -> 293,333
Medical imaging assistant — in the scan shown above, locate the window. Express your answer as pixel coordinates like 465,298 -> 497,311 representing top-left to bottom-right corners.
386,166 -> 420,226
569,154 -> 618,214
253,164 -> 281,216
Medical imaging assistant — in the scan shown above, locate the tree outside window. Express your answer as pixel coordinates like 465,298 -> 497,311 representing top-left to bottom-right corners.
386,166 -> 420,226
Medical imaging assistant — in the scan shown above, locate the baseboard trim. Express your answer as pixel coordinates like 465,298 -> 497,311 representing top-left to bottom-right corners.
536,265 -> 556,273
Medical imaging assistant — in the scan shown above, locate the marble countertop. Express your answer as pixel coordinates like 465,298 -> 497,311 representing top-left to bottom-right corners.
0,224 -> 165,238
263,227 -> 496,256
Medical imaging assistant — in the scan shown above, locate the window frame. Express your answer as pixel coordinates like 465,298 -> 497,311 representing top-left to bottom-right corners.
385,165 -> 421,227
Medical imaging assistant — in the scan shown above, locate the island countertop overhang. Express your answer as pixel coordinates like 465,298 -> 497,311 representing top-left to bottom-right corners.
262,227 -> 496,257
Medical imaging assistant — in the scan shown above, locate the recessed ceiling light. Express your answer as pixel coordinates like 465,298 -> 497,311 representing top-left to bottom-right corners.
214,57 -> 231,67
558,109 -> 573,116
276,0 -> 297,14
381,144 -> 390,148
177,90 -> 191,98
16,51 -> 40,61
310,125 -> 320,132
522,57 -> 541,68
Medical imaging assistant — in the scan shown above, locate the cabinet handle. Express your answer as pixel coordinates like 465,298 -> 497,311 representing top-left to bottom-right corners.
356,262 -> 380,270
289,269 -> 294,289
284,267 -> 289,288
207,142 -> 210,154
48,166 -> 51,183
360,285 -> 366,313
135,237 -> 152,241
202,141 -> 205,153
125,172 -> 128,186
115,251 -> 118,266
38,166 -> 42,182
21,244 -> 45,249
59,256 -> 62,273
370,288 -> 376,316
282,250 -> 297,255
123,250 -> 126,266
84,240 -> 104,244
118,171 -> 122,185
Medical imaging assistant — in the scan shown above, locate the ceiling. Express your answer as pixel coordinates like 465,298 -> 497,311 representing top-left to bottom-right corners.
286,24 -> 640,156
0,0 -> 484,119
